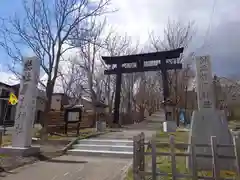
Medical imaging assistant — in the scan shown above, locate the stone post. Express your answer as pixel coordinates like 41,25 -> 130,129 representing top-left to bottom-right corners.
187,56 -> 234,170
12,56 -> 40,148
195,56 -> 215,110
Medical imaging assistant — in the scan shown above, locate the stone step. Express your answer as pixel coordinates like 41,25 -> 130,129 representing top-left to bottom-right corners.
67,149 -> 133,158
77,139 -> 133,146
72,144 -> 133,152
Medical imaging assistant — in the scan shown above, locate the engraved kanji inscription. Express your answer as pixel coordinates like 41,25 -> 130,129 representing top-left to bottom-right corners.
23,71 -> 31,81
24,60 -> 33,71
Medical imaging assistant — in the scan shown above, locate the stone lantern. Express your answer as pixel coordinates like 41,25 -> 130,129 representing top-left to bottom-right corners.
94,102 -> 108,132
161,99 -> 177,132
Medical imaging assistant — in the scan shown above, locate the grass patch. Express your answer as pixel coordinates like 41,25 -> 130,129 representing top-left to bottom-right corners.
78,129 -> 102,139
34,128 -> 98,140
0,154 -> 8,158
152,130 -> 189,180
125,168 -> 133,180
155,131 -> 236,179
229,120 -> 240,130
2,135 -> 12,146
1,128 -> 101,146
126,129 -> 237,180
125,130 -> 188,180
156,129 -> 189,143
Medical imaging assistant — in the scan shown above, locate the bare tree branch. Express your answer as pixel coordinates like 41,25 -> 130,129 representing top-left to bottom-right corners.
0,0 -> 111,139
149,19 -> 195,126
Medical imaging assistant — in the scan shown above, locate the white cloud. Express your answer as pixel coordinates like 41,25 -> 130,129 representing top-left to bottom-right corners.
105,0 -> 168,44
0,65 -> 19,85
1,0 -> 240,86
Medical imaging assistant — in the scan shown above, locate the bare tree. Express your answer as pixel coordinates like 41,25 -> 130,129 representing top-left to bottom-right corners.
144,75 -> 162,115
175,64 -> 195,123
149,19 -> 195,126
120,43 -> 140,115
149,20 -> 194,56
103,31 -> 133,114
133,72 -> 163,122
217,77 -> 240,107
0,0 -> 111,138
58,58 -> 88,106
66,17 -> 109,128
75,17 -> 106,107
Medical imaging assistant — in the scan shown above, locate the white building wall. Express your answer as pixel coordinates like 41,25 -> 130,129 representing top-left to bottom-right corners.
51,94 -> 63,111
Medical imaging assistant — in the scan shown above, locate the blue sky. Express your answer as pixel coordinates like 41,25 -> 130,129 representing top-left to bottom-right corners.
0,1 -> 21,16
0,1 -> 23,71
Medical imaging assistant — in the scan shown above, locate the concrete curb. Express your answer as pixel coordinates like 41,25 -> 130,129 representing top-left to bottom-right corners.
112,140 -> 152,180
112,160 -> 133,180
62,137 -> 80,154
119,160 -> 133,180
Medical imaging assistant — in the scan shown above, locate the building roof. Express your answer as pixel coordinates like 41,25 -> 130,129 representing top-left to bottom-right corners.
81,97 -> 108,107
0,82 -> 14,88
64,104 -> 84,109
0,82 -> 46,99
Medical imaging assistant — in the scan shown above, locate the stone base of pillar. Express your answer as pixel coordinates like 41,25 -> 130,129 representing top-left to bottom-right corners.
163,121 -> 177,132
0,146 -> 40,157
96,121 -> 106,132
186,109 -> 235,171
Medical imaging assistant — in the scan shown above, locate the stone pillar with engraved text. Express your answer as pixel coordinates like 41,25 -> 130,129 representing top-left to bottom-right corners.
12,57 -> 40,148
187,55 -> 234,170
195,56 -> 215,110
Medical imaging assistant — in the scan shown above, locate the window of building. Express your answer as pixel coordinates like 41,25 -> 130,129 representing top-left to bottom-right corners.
1,89 -> 10,98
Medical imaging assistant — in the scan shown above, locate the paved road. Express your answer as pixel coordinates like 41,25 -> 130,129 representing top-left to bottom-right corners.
98,111 -> 164,141
1,156 -> 131,180
1,111 -> 165,180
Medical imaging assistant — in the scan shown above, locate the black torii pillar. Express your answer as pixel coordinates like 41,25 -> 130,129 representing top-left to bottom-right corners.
113,64 -> 122,124
161,59 -> 170,102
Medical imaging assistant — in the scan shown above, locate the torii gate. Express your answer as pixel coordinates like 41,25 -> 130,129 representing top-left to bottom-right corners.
102,48 -> 184,125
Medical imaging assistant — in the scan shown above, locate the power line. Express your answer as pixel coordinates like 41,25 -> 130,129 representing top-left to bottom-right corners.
201,0 -> 217,49
194,0 -> 217,55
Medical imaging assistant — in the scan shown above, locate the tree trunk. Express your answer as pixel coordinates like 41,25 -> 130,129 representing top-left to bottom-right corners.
139,105 -> 145,122
40,83 -> 54,141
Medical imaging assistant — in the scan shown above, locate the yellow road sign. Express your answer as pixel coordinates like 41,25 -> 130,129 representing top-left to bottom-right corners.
8,92 -> 18,105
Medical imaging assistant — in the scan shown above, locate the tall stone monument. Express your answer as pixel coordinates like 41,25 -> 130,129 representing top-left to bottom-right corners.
187,56 -> 234,170
0,57 -> 40,156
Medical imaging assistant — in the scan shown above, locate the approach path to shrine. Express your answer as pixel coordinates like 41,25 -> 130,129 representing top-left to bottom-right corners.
1,111 -> 164,180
